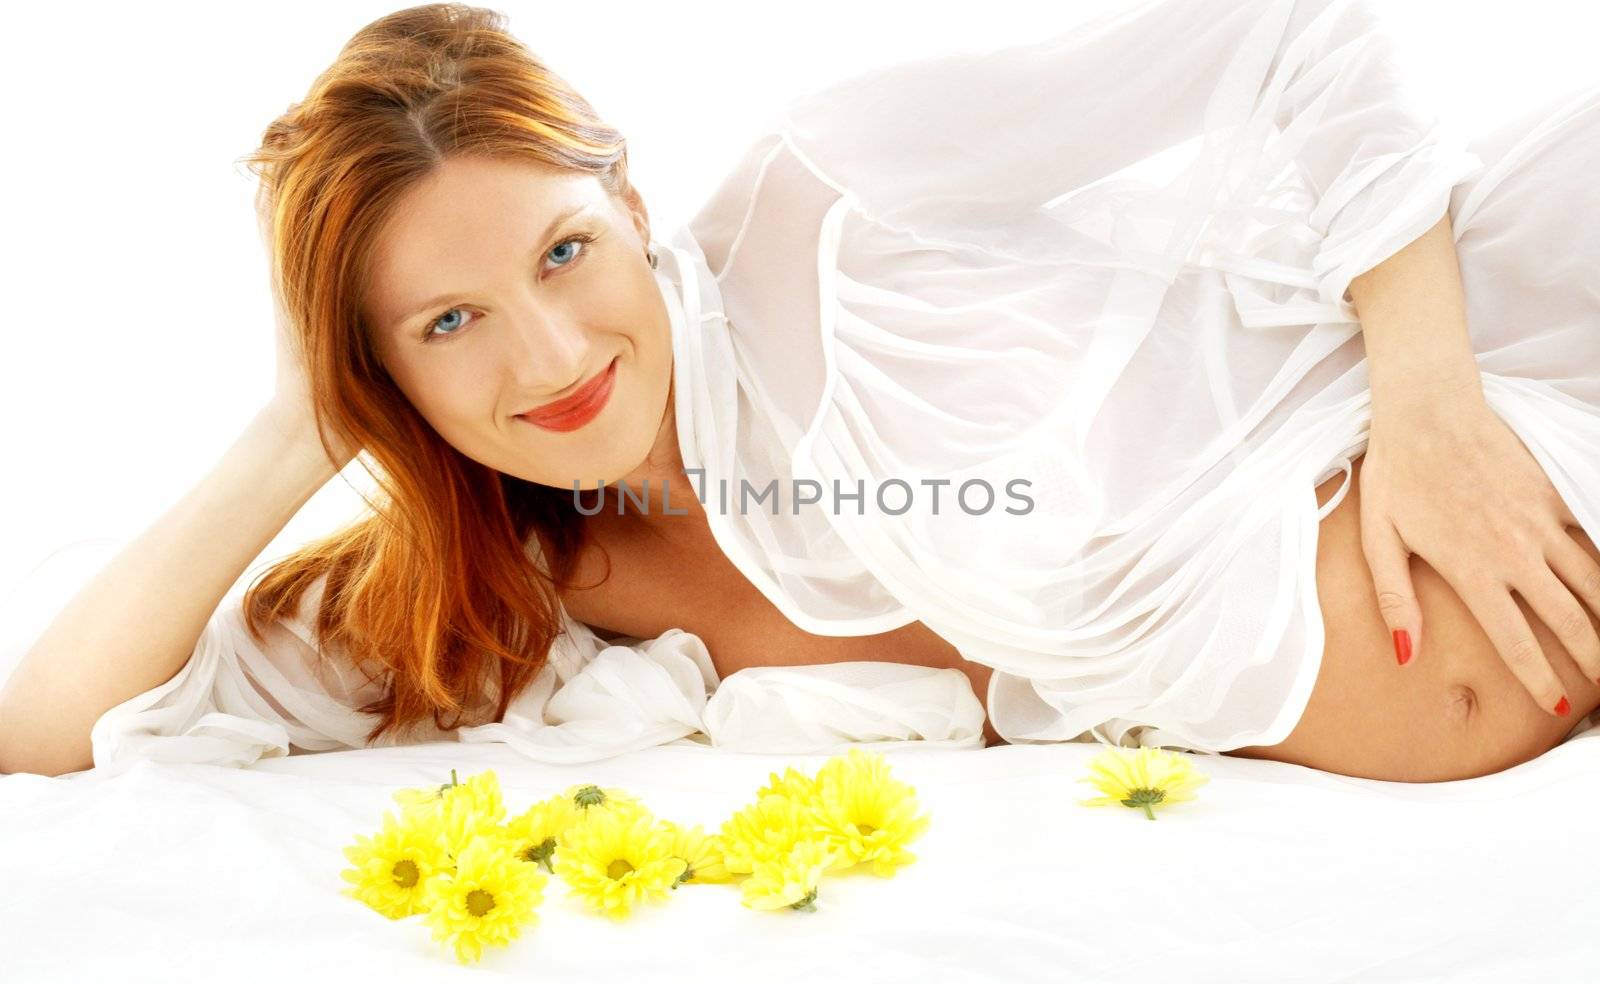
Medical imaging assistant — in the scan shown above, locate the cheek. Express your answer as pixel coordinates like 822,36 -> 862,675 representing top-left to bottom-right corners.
394,364 -> 496,435
622,323 -> 671,401
431,378 -> 497,426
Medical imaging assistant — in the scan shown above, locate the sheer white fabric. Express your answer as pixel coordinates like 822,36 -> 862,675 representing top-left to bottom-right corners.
66,560 -> 982,774
23,0 -> 1600,773
669,0 -> 1600,752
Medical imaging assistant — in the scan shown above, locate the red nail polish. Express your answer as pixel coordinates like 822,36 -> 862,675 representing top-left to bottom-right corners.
1555,696 -> 1571,717
1393,629 -> 1412,666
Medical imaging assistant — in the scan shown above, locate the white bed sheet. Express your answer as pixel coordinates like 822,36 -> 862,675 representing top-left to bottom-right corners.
3,734 -> 1599,981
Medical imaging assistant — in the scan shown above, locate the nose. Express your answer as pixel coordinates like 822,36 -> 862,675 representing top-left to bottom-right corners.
503,300 -> 596,396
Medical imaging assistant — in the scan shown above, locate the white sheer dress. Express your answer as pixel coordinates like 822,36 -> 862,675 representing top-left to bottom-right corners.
11,0 -> 1597,773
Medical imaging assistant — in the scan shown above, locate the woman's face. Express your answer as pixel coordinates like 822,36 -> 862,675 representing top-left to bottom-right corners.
365,154 -> 672,492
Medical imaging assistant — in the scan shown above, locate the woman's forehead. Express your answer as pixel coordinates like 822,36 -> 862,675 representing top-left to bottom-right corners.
366,160 -> 609,327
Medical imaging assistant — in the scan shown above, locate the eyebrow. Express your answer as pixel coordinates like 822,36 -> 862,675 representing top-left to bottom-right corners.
391,202 -> 595,330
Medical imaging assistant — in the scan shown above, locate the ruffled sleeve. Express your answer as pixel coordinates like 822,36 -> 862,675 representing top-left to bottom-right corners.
454,616 -> 719,764
777,0 -> 1483,321
701,661 -> 987,753
89,573 -> 398,774
84,564 -> 986,771
456,610 -> 987,761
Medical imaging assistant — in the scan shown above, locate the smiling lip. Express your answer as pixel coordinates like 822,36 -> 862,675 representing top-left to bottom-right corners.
516,358 -> 618,432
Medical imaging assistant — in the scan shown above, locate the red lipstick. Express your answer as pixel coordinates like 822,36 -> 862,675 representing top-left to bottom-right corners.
516,357 -> 618,432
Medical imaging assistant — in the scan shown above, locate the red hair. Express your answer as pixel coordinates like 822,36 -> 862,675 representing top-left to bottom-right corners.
236,3 -> 629,743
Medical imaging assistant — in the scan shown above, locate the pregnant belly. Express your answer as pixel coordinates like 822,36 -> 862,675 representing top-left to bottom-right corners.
1226,451 -> 1600,782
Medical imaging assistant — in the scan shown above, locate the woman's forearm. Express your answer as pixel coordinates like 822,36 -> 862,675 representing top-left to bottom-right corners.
0,403 -> 344,777
1347,212 -> 1482,415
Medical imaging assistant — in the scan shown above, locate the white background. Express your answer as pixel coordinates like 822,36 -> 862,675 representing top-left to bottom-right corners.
1,1 -> 1595,634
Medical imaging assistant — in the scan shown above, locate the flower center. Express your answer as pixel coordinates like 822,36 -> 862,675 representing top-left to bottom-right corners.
465,889 -> 496,917
573,785 -> 607,809
857,823 -> 877,837
391,859 -> 420,888
606,859 -> 636,880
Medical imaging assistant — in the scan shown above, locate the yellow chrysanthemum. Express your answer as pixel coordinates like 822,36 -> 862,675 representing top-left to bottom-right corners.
393,784 -> 448,813
438,777 -> 507,859
561,782 -> 649,825
420,836 -> 547,965
553,807 -> 687,920
658,818 -> 732,886
739,838 -> 836,912
755,765 -> 821,803
501,795 -> 579,874
394,769 -> 508,858
339,808 -> 453,920
1079,745 -> 1210,820
717,792 -> 819,876
810,748 -> 931,877
393,766 -> 465,813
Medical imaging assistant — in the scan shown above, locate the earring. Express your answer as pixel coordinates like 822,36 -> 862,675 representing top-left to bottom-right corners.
646,243 -> 659,269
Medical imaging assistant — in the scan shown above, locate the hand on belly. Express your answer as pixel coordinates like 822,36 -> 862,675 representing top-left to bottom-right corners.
1228,452 -> 1600,782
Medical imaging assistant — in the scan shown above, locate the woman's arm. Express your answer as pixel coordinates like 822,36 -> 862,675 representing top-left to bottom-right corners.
1346,212 -> 1600,712
1349,212 -> 1482,412
0,403 -> 344,776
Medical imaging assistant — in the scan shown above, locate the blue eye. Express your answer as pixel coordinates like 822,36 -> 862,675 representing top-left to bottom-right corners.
548,238 -> 582,266
426,308 -> 470,338
421,233 -> 597,341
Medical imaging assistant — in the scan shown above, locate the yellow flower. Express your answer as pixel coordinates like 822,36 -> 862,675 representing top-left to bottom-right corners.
394,769 -> 508,858
440,774 -> 508,858
393,766 -> 465,814
339,808 -> 453,920
554,807 -> 687,921
810,748 -> 931,877
501,795 -> 579,874
562,782 -> 648,825
420,836 -> 547,965
755,765 -> 821,803
393,785 -> 448,813
717,792 -> 819,877
739,838 -> 836,912
658,818 -> 732,886
1079,745 -> 1210,820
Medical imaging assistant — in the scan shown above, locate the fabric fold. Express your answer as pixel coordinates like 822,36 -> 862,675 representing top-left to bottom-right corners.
17,0 -> 1599,773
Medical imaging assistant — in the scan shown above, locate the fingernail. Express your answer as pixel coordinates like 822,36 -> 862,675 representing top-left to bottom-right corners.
1393,629 -> 1412,666
1555,695 -> 1571,717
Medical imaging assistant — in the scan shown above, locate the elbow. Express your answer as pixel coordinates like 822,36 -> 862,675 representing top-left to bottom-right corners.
0,747 -> 95,779
0,717 -> 94,778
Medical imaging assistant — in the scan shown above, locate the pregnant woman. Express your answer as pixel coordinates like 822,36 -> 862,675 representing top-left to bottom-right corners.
4,0 -> 1599,782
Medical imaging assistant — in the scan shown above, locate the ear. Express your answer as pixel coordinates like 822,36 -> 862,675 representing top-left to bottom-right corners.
616,182 -> 652,249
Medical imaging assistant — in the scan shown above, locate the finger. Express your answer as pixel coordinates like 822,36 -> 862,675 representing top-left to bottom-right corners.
1460,581 -> 1571,717
1360,520 -> 1422,665
1543,536 -> 1600,683
1552,490 -> 1581,530
1551,526 -> 1600,620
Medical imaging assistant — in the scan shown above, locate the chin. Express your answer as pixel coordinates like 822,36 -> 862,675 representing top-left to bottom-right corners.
516,360 -> 668,491
607,423 -> 666,485
555,411 -> 654,490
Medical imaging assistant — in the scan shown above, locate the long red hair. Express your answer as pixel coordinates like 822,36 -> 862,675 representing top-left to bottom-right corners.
236,3 -> 627,743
